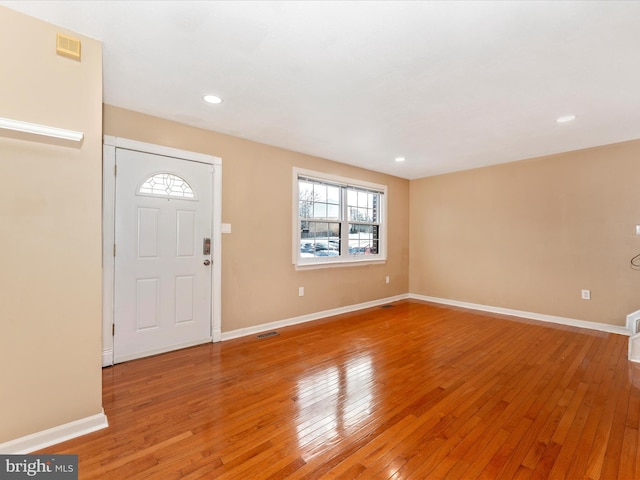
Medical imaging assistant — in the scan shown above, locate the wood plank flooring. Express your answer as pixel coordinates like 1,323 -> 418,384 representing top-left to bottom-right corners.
38,300 -> 640,479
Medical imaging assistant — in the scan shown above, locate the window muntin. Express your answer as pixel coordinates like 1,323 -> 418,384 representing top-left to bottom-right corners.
295,170 -> 386,266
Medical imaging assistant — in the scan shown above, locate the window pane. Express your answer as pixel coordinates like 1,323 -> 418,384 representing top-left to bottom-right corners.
327,204 -> 340,220
349,207 -> 371,222
358,191 -> 368,208
299,181 -> 313,200
315,184 -> 327,202
327,186 -> 340,204
299,201 -> 312,218
346,190 -> 380,222
299,221 -> 341,257
299,179 -> 344,221
348,224 -> 379,255
301,221 -> 310,238
316,222 -> 329,238
347,189 -> 357,207
313,203 -> 327,218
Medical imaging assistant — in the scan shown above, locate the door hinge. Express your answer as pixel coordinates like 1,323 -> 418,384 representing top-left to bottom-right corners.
114,164 -> 117,176
112,323 -> 115,336
113,244 -> 116,257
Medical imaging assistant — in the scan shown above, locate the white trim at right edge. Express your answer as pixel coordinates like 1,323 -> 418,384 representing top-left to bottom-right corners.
102,349 -> 113,368
211,161 -> 222,342
410,294 -> 630,336
626,309 -> 640,362
626,309 -> 640,335
0,410 -> 108,454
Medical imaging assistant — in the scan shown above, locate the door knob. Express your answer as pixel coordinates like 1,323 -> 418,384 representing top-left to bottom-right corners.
203,259 -> 211,266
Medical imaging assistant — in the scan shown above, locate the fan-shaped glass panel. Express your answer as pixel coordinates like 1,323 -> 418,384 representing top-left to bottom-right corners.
138,173 -> 195,199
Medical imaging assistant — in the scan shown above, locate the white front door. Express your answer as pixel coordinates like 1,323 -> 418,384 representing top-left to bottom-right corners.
113,148 -> 213,363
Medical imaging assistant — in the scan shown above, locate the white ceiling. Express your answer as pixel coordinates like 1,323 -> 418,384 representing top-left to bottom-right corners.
3,1 -> 640,179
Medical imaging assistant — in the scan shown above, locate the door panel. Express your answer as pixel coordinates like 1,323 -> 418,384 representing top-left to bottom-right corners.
176,210 -> 195,257
137,208 -> 160,258
114,148 -> 213,363
136,278 -> 160,330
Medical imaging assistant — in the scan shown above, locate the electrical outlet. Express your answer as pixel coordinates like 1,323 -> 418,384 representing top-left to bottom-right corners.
298,287 -> 304,297
385,276 -> 390,284
581,289 -> 591,300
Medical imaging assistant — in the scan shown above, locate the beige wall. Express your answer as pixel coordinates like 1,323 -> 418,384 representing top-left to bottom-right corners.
410,139 -> 640,326
0,8 -> 103,442
3,1 -> 637,452
103,105 -> 410,332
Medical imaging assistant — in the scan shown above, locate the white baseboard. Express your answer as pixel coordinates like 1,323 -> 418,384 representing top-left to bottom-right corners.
102,349 -> 113,367
221,294 -> 410,341
410,294 -> 630,336
0,410 -> 108,454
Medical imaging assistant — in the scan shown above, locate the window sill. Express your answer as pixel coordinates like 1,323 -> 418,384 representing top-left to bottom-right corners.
294,257 -> 386,270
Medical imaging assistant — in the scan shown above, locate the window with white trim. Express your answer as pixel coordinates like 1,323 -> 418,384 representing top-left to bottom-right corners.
294,169 -> 386,267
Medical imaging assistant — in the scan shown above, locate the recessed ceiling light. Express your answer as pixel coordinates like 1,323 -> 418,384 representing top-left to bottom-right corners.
203,95 -> 223,104
556,114 -> 576,123
395,157 -> 406,163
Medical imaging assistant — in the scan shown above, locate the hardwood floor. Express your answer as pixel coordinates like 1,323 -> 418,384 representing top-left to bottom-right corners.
39,300 -> 640,479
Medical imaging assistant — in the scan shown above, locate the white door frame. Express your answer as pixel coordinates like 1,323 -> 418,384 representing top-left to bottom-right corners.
102,136 -> 222,366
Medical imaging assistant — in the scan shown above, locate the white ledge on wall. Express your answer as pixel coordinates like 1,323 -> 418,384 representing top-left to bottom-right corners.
295,259 -> 386,270
0,117 -> 84,143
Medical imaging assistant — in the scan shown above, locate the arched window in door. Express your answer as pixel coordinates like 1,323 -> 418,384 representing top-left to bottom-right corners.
137,173 -> 196,200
